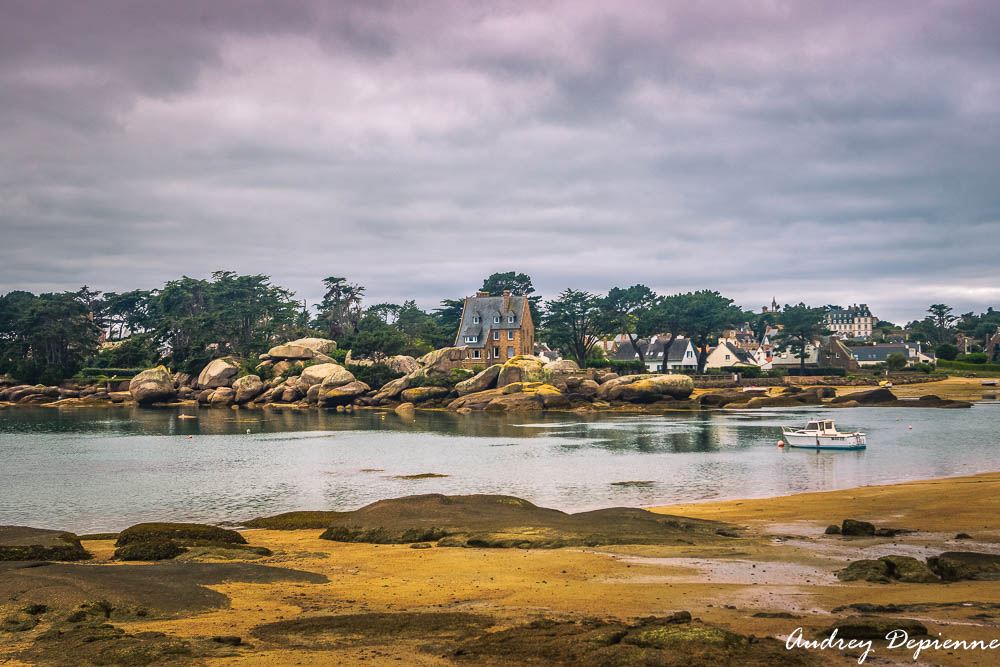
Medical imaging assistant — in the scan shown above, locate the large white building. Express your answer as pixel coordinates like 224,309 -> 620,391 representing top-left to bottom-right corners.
825,304 -> 876,339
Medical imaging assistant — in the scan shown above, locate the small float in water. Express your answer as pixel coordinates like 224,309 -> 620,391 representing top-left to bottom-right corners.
780,419 -> 866,450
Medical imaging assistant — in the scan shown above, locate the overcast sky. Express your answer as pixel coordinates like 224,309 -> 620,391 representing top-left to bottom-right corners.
1,1 -> 998,324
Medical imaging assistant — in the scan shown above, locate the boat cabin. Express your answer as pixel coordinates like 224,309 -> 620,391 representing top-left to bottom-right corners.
805,420 -> 836,433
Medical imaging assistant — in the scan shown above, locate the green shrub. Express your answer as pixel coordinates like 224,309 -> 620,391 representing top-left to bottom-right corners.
938,359 -> 1000,372
588,359 -> 646,374
329,349 -> 348,363
936,343 -> 959,361
782,367 -> 848,377
407,368 -> 473,389
909,362 -> 936,374
280,360 -> 314,380
349,363 -> 404,389
957,352 -> 988,364
86,334 -> 160,369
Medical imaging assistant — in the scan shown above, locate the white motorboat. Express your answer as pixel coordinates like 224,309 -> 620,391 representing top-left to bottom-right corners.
781,419 -> 866,450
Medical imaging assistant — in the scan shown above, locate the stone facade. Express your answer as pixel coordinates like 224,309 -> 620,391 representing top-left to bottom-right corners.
454,290 -> 535,368
825,304 -> 876,339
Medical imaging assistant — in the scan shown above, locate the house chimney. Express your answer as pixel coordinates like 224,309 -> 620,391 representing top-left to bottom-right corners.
502,289 -> 511,311
476,290 -> 490,298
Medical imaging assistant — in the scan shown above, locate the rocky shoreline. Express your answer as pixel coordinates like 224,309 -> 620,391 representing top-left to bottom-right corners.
0,337 -> 974,413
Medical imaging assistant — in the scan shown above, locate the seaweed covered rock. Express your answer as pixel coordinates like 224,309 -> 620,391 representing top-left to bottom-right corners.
114,538 -> 187,561
837,556 -> 940,583
830,388 -> 897,405
836,559 -> 893,583
116,523 -> 246,547
820,616 -> 927,640
243,511 -> 348,530
0,526 -> 91,561
841,519 -> 876,536
197,357 -> 239,389
452,614 -> 817,666
927,552 -> 1000,581
319,493 -> 729,548
880,555 -> 940,583
128,366 -> 176,404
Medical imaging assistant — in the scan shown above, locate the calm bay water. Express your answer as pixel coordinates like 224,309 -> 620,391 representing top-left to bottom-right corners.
1,404 -> 999,533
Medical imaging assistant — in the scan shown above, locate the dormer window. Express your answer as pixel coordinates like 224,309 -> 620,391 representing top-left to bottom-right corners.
465,336 -> 478,343
507,315 -> 515,323
493,316 -> 500,324
472,316 -> 480,324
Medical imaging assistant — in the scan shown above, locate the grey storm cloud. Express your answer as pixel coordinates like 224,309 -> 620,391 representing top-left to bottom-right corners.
1,0 -> 998,324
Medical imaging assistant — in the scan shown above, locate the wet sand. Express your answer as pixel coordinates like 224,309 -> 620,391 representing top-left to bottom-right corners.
3,474 -> 1000,665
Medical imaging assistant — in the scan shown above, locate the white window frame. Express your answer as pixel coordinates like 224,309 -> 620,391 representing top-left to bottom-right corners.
472,349 -> 481,359
493,346 -> 500,358
472,316 -> 480,324
507,346 -> 514,357
507,315 -> 515,323
493,331 -> 499,340
465,336 -> 478,343
493,316 -> 500,324
507,330 -> 514,340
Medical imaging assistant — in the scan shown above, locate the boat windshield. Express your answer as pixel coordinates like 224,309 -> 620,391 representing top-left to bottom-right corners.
805,421 -> 819,431
824,421 -> 834,431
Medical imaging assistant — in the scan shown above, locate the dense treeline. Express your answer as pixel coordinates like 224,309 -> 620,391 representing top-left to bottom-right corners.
2,270 -> 998,383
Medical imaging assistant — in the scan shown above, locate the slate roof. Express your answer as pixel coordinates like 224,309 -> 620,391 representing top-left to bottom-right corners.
719,342 -> 755,365
612,337 -> 694,363
456,295 -> 526,348
848,344 -> 911,363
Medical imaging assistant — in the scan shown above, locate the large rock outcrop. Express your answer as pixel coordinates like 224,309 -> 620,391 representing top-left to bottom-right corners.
197,357 -> 239,389
496,355 -> 546,388
598,374 -> 694,402
416,347 -> 468,376
0,526 -> 91,561
400,386 -> 450,404
232,375 -> 265,404
317,380 -> 370,406
296,363 -> 347,391
385,355 -> 419,375
455,364 -> 502,396
128,366 -> 176,404
318,493 -> 728,548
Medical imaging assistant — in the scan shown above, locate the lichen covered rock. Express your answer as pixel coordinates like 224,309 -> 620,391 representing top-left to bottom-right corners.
129,366 -> 176,404
232,375 -> 264,404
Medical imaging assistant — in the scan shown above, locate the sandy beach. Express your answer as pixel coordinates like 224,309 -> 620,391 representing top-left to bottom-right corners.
4,472 -> 1000,665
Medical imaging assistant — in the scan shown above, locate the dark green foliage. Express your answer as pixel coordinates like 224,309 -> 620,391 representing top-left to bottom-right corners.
937,360 -> 1000,372
599,285 -> 657,362
936,343 -> 958,360
543,289 -> 604,368
115,523 -> 246,547
114,538 -> 187,561
957,352 -> 987,364
280,359 -> 313,380
408,368 -> 472,389
240,355 -> 275,381
587,359 -> 646,374
0,290 -> 101,383
348,363 -> 404,389
87,334 -> 160,369
432,298 -> 466,344
885,352 -> 908,371
773,303 -> 831,375
313,276 -> 364,340
328,348 -> 348,363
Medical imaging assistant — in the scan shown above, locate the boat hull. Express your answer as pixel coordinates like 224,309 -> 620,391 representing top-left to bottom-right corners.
782,431 -> 866,450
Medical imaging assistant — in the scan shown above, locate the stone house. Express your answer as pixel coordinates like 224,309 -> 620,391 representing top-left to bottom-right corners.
454,290 -> 535,367
825,304 -> 876,340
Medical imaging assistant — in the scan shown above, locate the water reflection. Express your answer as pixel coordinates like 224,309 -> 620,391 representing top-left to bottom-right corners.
1,404 -> 999,533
